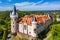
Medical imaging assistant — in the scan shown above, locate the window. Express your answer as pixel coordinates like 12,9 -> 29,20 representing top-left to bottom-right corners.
13,25 -> 14,27
13,22 -> 14,24
34,29 -> 36,33
15,19 -> 16,21
29,32 -> 31,34
39,23 -> 43,26
24,25 -> 27,30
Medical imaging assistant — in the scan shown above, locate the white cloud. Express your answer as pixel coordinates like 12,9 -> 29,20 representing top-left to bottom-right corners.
35,0 -> 44,5
15,1 -> 60,11
15,0 -> 43,6
0,1 -> 60,11
15,2 -> 34,6
0,6 -> 13,11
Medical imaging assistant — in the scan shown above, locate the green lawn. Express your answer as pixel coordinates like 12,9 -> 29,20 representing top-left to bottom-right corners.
48,23 -> 60,40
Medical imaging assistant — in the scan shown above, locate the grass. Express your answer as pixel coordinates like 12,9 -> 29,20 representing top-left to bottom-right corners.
48,36 -> 53,40
48,23 -> 60,40
12,36 -> 27,40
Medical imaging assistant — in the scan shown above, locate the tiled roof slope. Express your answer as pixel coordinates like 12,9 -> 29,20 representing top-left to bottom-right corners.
19,14 -> 50,25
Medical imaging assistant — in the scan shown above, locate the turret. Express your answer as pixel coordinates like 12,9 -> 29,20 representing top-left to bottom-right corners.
10,5 -> 18,18
32,17 -> 38,37
10,5 -> 18,35
32,17 -> 37,24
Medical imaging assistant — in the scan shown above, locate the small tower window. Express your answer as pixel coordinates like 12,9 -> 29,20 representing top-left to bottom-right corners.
13,25 -> 14,27
15,19 -> 16,21
39,23 -> 43,27
24,25 -> 27,30
34,29 -> 36,33
13,22 -> 14,24
29,32 -> 31,34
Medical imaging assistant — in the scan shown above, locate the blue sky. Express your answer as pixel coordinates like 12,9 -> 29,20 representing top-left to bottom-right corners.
0,0 -> 60,11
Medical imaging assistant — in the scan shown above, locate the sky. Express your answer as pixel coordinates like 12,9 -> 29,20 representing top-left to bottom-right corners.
0,0 -> 60,11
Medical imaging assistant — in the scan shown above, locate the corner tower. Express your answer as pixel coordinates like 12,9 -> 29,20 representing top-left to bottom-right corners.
10,5 -> 18,35
31,17 -> 38,40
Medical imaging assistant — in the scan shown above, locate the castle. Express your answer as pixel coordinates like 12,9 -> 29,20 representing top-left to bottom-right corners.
10,5 -> 52,40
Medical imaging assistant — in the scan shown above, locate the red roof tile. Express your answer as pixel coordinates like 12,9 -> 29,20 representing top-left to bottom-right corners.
19,15 -> 50,25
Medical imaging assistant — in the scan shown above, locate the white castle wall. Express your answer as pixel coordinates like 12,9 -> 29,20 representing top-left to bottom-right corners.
18,16 -> 52,37
28,25 -> 32,35
31,23 -> 37,37
11,17 -> 18,34
19,24 -> 24,33
19,23 -> 37,37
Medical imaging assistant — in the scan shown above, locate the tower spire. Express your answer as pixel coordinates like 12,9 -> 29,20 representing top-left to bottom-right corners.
32,17 -> 37,22
13,5 -> 16,15
10,5 -> 18,17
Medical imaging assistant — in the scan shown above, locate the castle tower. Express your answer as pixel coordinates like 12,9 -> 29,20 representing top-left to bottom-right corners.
31,17 -> 38,40
10,5 -> 18,35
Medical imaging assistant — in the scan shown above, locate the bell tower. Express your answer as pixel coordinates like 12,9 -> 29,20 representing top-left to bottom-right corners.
10,5 -> 18,35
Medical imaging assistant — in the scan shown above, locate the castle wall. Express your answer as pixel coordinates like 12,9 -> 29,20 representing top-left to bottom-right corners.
36,19 -> 52,34
28,25 -> 32,35
19,24 -> 24,33
19,23 -> 38,37
18,19 -> 52,37
18,16 -> 52,39
31,23 -> 38,37
11,17 -> 18,34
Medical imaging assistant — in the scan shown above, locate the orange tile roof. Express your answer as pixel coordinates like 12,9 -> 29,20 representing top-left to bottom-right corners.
19,15 -> 50,25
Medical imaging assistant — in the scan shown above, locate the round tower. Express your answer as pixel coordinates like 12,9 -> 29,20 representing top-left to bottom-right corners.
10,5 -> 18,35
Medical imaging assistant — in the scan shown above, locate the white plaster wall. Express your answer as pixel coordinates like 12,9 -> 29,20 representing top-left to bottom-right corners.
19,24 -> 23,33
23,22 -> 28,34
28,25 -> 32,35
18,19 -> 52,37
11,17 -> 18,33
31,23 -> 37,37
24,29 -> 28,34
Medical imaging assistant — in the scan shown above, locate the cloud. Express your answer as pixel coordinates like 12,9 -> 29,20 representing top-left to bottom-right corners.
0,0 -> 60,11
0,6 -> 13,11
15,2 -> 34,6
15,1 -> 60,11
15,0 -> 44,6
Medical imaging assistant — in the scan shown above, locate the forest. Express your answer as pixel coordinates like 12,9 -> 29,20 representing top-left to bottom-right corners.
0,11 -> 60,40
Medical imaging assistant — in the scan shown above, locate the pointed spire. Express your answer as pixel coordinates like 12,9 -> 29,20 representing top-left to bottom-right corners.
10,5 -> 18,18
13,5 -> 16,15
32,17 -> 37,22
